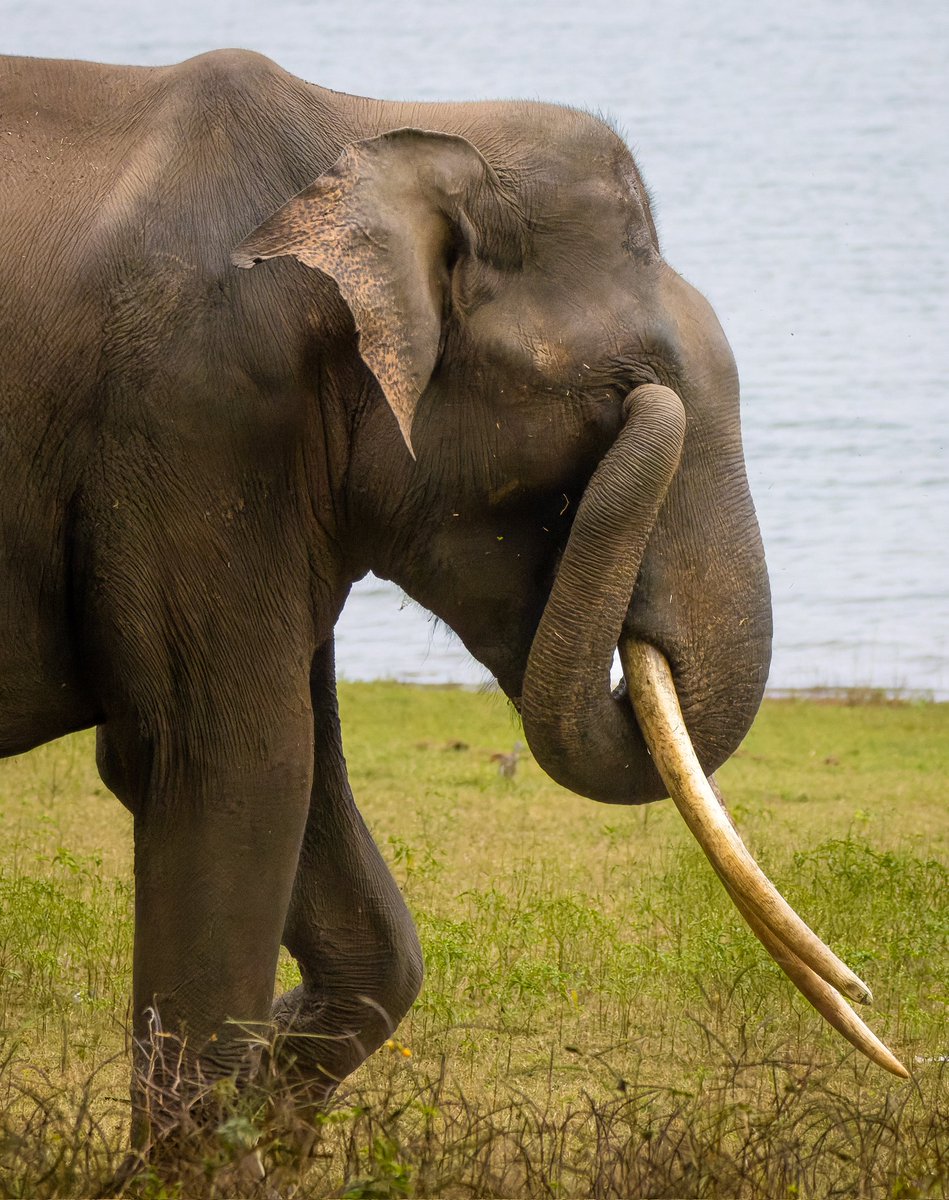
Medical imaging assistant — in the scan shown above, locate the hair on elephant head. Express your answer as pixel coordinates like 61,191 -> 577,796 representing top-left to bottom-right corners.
0,48 -> 907,1158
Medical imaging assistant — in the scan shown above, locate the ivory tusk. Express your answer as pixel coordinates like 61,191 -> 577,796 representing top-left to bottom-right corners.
723,876 -> 909,1077
620,637 -> 909,1076
620,638 -> 871,1003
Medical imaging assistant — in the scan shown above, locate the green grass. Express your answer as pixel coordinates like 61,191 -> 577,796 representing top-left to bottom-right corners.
0,687 -> 946,1197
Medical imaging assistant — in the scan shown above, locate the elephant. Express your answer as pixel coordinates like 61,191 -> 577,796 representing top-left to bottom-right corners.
0,48 -> 906,1144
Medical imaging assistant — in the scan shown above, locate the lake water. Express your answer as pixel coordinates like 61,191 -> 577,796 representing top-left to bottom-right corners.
6,0 -> 947,697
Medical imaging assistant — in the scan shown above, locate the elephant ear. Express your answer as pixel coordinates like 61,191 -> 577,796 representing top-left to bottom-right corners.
232,128 -> 519,454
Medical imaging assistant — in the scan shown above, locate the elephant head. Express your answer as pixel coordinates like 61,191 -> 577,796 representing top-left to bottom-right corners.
234,114 -> 906,1076
232,118 -> 771,796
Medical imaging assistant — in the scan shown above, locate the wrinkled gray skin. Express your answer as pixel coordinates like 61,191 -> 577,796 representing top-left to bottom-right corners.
0,50 -> 771,1132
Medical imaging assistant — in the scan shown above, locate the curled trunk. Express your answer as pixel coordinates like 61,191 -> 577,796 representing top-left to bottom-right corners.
520,384 -> 686,803
519,268 -> 771,801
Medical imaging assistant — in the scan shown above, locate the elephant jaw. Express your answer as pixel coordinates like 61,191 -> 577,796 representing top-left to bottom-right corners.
621,638 -> 908,1079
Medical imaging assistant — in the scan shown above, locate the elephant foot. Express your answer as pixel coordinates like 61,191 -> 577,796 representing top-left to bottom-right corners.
100,1144 -> 275,1200
104,1018 -> 322,1198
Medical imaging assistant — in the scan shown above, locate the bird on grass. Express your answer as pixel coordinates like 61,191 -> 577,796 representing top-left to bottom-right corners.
490,740 -> 524,778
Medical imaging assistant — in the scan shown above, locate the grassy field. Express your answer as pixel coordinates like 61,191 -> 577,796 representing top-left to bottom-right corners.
0,685 -> 946,1197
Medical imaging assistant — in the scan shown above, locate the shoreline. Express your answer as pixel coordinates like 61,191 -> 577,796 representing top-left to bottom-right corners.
336,677 -> 947,704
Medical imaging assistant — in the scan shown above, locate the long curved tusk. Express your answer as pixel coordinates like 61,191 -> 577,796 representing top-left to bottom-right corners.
620,638 -> 871,1002
620,638 -> 909,1077
723,875 -> 909,1076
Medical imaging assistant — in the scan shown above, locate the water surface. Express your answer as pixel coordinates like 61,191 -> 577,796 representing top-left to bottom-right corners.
5,0 -> 946,695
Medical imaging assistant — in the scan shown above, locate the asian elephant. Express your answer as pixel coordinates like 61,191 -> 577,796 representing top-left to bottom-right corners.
0,48 -> 905,1140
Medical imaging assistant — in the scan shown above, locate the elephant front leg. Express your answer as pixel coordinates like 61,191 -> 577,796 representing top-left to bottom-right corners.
101,711 -> 314,1146
273,641 -> 423,1099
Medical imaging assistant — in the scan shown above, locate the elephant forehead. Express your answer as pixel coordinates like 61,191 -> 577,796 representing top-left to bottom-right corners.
507,139 -> 657,259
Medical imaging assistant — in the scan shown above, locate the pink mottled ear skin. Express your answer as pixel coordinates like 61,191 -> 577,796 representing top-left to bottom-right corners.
233,129 -> 504,456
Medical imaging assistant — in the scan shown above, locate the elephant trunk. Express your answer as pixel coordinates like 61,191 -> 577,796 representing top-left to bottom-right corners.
521,266 -> 772,805
520,384 -> 685,802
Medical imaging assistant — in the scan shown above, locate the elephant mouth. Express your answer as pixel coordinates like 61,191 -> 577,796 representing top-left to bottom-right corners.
620,636 -> 908,1079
